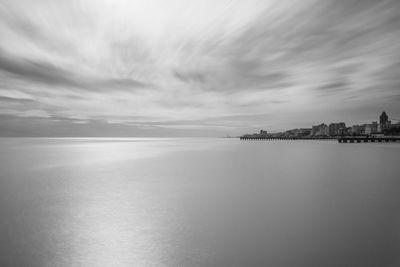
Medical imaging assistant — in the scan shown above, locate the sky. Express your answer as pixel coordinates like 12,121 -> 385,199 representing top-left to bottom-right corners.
1,0 -> 400,136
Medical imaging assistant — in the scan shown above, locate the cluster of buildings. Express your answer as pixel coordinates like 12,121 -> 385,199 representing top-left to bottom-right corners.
245,111 -> 400,138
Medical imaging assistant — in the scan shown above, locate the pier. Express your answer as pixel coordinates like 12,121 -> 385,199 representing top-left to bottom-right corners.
239,135 -> 400,143
337,136 -> 400,143
239,136 -> 336,141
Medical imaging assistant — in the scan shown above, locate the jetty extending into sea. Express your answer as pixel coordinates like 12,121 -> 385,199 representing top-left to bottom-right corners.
239,136 -> 335,141
337,136 -> 400,143
239,135 -> 400,143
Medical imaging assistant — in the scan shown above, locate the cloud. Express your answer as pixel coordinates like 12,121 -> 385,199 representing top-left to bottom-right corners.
317,81 -> 349,92
0,89 -> 34,100
0,50 -> 80,87
0,49 -> 150,91
0,108 -> 50,118
0,0 -> 400,136
173,70 -> 207,84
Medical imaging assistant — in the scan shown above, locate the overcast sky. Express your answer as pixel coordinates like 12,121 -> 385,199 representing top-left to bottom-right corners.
1,0 -> 400,136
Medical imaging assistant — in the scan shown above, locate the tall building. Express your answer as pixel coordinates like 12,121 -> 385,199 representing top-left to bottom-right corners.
311,125 -> 319,136
312,123 -> 329,136
380,111 -> 388,125
371,121 -> 378,134
359,124 -> 367,135
328,122 -> 346,136
311,124 -> 327,136
351,125 -> 360,135
365,122 -> 379,135
320,124 -> 329,136
365,125 -> 373,135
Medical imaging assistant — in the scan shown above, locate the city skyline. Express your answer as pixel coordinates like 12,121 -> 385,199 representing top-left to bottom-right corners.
1,0 -> 400,136
241,111 -> 400,139
263,110 -> 399,135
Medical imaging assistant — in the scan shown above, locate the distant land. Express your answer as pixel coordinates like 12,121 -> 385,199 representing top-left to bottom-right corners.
240,111 -> 400,139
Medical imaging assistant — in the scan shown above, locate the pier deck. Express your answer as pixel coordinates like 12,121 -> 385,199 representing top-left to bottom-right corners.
337,136 -> 400,143
239,136 -> 400,143
239,136 -> 335,140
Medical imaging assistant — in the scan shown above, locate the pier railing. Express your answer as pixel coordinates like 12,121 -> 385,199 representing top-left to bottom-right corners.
337,136 -> 400,143
239,136 -> 400,143
239,136 -> 336,140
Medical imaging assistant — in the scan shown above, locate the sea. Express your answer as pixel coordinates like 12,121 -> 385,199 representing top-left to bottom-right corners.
0,138 -> 399,266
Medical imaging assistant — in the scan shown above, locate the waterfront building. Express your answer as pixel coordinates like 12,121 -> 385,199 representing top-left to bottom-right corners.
328,124 -> 335,136
371,121 -> 378,134
380,111 -> 389,125
311,125 -> 319,136
321,124 -> 329,136
365,124 -> 372,135
314,123 -> 328,136
284,129 -> 299,137
364,122 -> 378,135
310,124 -> 329,136
329,122 -> 346,136
381,122 -> 400,135
299,128 -> 311,136
351,125 -> 360,135
359,124 -> 367,135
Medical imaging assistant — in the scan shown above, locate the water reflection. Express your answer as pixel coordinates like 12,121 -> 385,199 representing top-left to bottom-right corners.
0,138 -> 399,266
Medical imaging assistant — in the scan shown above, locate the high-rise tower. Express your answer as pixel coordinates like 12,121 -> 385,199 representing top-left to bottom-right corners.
380,111 -> 388,125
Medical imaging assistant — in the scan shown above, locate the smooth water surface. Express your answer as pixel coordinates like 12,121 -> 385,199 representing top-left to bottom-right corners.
0,138 -> 399,266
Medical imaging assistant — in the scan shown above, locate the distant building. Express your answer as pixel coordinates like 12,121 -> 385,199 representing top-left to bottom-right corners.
311,123 -> 328,136
259,130 -> 268,136
365,124 -> 372,135
338,127 -> 347,136
359,124 -> 367,135
298,128 -> 311,136
381,122 -> 400,135
284,129 -> 296,137
371,121 -> 378,134
311,125 -> 319,136
380,111 -> 389,125
320,124 -> 329,136
351,125 -> 360,135
328,122 -> 346,136
364,122 -> 379,135
328,124 -> 335,136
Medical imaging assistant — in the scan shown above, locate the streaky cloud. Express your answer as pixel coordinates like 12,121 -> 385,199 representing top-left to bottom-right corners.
0,0 -> 400,136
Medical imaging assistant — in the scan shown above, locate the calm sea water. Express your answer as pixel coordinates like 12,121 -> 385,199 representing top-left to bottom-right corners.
0,138 -> 399,266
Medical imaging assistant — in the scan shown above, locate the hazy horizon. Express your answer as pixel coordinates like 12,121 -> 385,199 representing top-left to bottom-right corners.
1,0 -> 400,137
0,112 -> 396,137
